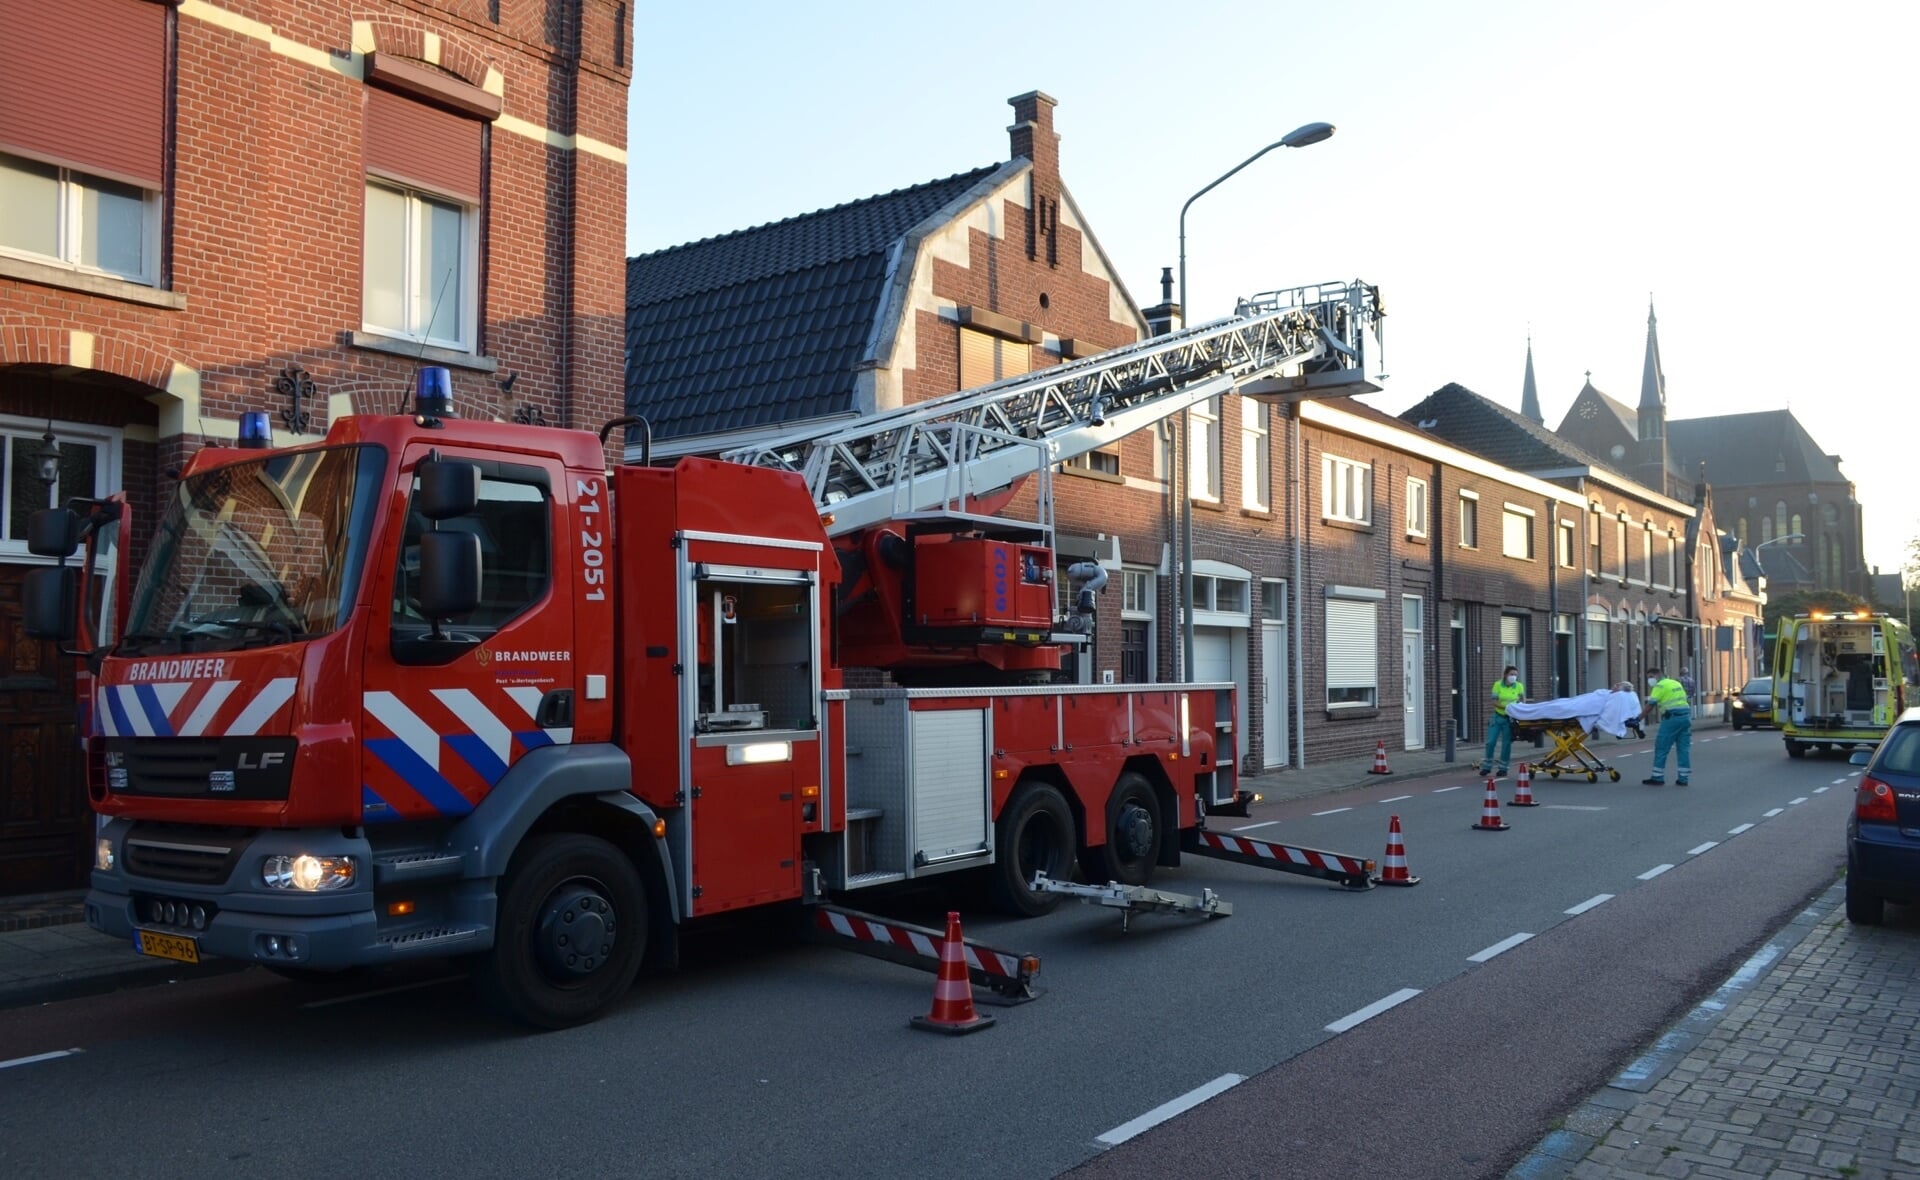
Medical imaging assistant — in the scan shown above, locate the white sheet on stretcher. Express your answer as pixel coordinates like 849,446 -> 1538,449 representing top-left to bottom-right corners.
1506,689 -> 1642,738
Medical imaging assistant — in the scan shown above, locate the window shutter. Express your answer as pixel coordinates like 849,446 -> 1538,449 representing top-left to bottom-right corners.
0,0 -> 166,187
1500,615 -> 1523,648
366,86 -> 482,203
1325,599 -> 1377,688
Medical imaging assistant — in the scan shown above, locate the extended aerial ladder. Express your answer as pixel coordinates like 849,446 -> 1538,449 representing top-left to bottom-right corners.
722,279 -> 1384,537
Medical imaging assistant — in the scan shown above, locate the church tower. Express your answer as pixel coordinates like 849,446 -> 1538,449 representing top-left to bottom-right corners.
1636,299 -> 1671,496
1520,335 -> 1543,424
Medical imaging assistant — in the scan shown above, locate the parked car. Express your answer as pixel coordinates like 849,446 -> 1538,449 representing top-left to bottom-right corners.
1730,676 -> 1774,729
1845,708 -> 1920,925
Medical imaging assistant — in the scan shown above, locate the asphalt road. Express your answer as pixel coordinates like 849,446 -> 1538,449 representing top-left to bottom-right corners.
0,726 -> 1855,1179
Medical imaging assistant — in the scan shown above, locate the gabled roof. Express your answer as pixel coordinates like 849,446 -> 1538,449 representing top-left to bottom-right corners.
625,166 -> 1002,441
1666,410 -> 1849,487
1402,382 -> 1621,476
1591,384 -> 1638,433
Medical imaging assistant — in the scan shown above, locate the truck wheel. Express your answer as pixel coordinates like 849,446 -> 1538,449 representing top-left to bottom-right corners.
475,833 -> 648,1029
1785,739 -> 1806,759
1097,772 -> 1162,888
987,784 -> 1077,917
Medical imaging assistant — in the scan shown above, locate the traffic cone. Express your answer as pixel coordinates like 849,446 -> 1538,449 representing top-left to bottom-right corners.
1373,814 -> 1421,886
1473,777 -> 1511,831
910,911 -> 996,1036
1369,740 -> 1391,775
1510,762 -> 1539,807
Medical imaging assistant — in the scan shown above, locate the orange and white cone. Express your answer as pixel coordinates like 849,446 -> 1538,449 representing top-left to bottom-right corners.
1369,740 -> 1391,775
1473,776 -> 1511,831
1372,814 -> 1421,886
1510,762 -> 1539,807
910,911 -> 996,1036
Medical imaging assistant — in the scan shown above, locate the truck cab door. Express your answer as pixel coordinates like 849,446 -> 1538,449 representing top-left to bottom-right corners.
360,446 -> 575,824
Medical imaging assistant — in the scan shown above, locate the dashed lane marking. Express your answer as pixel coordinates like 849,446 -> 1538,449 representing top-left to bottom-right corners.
1544,804 -> 1609,811
1687,841 -> 1719,855
1325,987 -> 1422,1033
1311,807 -> 1352,816
1814,787 -> 1830,794
1095,1074 -> 1247,1146
1468,932 -> 1534,962
1788,797 -> 1808,806
1380,795 -> 1412,803
0,1049 -> 82,1070
1637,864 -> 1674,880
1433,786 -> 1464,794
1229,820 -> 1278,832
1565,894 -> 1614,915
1831,778 -> 1852,785
1763,808 -> 1784,818
1728,823 -> 1755,835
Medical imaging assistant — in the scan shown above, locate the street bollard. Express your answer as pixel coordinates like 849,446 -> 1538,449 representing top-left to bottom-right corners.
1445,719 -> 1456,763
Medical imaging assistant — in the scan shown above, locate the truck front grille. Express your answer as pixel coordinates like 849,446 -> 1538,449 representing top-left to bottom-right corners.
123,825 -> 254,885
115,739 -> 223,794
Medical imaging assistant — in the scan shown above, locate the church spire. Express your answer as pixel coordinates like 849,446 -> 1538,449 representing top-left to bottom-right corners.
1520,333 -> 1543,424
1637,297 -> 1666,441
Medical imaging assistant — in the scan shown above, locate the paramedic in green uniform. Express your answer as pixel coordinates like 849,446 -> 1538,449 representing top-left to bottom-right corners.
1641,668 -> 1691,785
1480,665 -> 1525,778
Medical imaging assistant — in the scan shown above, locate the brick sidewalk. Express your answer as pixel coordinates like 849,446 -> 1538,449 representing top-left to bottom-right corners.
1509,882 -> 1920,1179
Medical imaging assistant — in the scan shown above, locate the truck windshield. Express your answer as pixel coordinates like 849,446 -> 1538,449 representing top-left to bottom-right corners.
122,445 -> 388,654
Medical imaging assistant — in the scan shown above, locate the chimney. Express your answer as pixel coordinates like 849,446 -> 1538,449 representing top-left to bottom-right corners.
1008,91 -> 1061,266
1142,266 -> 1183,336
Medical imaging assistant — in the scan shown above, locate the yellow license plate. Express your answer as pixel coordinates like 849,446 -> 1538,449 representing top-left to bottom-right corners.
133,929 -> 201,964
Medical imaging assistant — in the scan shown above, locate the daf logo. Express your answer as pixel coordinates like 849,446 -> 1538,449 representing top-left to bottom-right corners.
237,751 -> 287,770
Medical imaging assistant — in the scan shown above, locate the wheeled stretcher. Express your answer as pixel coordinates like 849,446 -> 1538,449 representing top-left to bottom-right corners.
1505,690 -> 1645,783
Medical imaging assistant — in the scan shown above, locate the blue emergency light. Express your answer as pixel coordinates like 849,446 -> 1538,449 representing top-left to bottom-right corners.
414,367 -> 456,419
237,411 -> 273,449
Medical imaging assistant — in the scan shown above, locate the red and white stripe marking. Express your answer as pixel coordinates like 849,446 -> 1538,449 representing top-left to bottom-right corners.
815,910 -> 1022,981
1191,830 -> 1371,878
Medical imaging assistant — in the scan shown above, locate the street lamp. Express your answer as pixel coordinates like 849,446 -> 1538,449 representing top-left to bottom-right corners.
1174,121 -> 1335,681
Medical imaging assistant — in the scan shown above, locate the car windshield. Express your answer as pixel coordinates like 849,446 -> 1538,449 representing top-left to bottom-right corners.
1743,678 -> 1771,694
122,445 -> 388,654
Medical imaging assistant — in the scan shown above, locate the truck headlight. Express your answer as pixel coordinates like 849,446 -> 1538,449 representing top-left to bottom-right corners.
262,854 -> 356,891
95,838 -> 115,872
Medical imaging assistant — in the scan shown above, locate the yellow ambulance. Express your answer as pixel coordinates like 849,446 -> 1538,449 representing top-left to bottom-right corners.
1771,611 -> 1909,758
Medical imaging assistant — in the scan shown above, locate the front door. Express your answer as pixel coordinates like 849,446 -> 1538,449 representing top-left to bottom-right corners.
1261,621 -> 1287,771
1451,607 -> 1467,743
0,564 -> 88,893
1403,594 -> 1425,749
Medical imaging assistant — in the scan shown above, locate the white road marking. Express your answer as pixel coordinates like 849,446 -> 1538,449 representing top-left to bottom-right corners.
301,975 -> 466,1009
1545,805 -> 1609,811
1814,787 -> 1830,794
1850,771 -> 1864,778
1832,778 -> 1852,785
1728,823 -> 1755,835
1763,808 -> 1784,818
1380,795 -> 1412,803
1230,820 -> 1279,833
1312,807 -> 1352,816
1468,932 -> 1534,962
1687,841 -> 1719,855
0,1049 -> 82,1070
1565,894 -> 1614,915
1638,864 -> 1674,880
1788,797 -> 1808,806
1095,1073 -> 1247,1146
1325,987 -> 1422,1033
1433,786 -> 1464,794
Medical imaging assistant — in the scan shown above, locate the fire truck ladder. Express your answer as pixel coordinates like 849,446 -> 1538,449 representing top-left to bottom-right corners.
1029,872 -> 1233,934
723,279 -> 1382,539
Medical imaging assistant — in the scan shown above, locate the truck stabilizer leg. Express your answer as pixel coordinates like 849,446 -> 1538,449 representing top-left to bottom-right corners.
804,904 -> 1043,1006
1184,829 -> 1376,891
1029,872 -> 1232,933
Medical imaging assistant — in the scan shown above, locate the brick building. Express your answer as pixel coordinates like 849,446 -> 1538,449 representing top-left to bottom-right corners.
0,0 -> 631,896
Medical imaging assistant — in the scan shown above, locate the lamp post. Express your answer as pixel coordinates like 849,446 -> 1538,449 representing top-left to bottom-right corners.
1175,121 -> 1334,681
1748,532 -> 1802,678
33,421 -> 61,490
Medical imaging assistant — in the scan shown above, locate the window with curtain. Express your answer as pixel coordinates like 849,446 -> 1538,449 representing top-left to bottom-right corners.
1459,493 -> 1478,547
1406,477 -> 1429,538
1321,455 -> 1370,524
1240,399 -> 1268,510
1501,506 -> 1534,560
363,83 -> 487,353
1189,400 -> 1221,501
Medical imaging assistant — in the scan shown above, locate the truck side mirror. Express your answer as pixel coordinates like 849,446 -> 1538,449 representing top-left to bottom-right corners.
22,567 -> 77,640
417,529 -> 481,620
415,459 -> 480,521
26,507 -> 80,558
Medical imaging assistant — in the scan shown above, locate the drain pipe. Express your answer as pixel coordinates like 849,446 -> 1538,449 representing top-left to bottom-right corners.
1290,403 -> 1306,770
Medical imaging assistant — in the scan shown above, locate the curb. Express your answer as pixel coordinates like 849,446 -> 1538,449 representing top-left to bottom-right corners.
1502,878 -> 1842,1179
0,957 -> 252,1011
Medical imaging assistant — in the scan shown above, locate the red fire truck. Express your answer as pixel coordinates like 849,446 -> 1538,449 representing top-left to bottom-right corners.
26,282 -> 1382,1027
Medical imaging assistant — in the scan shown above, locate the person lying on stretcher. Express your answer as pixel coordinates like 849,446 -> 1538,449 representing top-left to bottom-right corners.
1506,684 -> 1645,739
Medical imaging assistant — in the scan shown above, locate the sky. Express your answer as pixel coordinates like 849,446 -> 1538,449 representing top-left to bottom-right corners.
627,0 -> 1920,583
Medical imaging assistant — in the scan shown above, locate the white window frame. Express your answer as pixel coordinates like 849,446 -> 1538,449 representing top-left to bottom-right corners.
1501,503 -> 1535,561
1187,399 -> 1221,502
1240,398 -> 1269,511
1321,455 -> 1371,525
1557,519 -> 1576,568
0,415 -> 123,563
0,151 -> 162,285
362,177 -> 479,353
1458,489 -> 1479,548
1119,566 -> 1155,684
1405,477 -> 1429,539
1325,591 -> 1381,709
